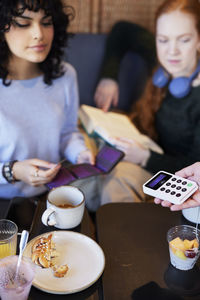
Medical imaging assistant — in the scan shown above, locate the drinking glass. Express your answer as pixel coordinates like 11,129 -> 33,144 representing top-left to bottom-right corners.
167,225 -> 200,270
0,255 -> 35,300
0,220 -> 18,259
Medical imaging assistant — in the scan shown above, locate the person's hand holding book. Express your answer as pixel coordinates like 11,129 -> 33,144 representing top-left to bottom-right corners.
79,105 -> 163,155
76,149 -> 95,165
110,137 -> 150,167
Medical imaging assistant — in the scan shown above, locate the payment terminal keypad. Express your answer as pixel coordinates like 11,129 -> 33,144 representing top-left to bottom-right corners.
143,171 -> 198,205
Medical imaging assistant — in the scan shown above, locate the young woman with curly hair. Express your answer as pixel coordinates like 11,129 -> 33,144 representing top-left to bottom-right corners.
0,0 -> 94,199
94,0 -> 200,204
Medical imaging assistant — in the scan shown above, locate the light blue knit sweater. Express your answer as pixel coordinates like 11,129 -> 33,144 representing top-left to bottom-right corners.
0,62 -> 87,198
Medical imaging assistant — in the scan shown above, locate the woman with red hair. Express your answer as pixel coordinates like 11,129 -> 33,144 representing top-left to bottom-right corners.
97,0 -> 200,204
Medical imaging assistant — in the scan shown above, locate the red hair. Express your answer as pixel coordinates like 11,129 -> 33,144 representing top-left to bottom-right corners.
155,0 -> 200,34
130,0 -> 200,140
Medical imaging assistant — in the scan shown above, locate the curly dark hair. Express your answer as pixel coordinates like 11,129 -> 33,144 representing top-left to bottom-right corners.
0,0 -> 74,85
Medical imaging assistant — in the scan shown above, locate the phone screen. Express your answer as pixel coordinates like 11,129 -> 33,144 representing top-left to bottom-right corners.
95,145 -> 124,173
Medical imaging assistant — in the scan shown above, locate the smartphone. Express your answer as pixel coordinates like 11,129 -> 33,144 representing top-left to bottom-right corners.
46,145 -> 124,189
143,170 -> 198,205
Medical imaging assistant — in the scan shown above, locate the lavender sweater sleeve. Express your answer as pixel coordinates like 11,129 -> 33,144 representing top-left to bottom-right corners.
0,62 -> 87,198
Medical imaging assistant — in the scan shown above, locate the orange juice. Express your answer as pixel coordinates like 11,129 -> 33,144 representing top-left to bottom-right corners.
0,220 -> 18,259
0,242 -> 16,259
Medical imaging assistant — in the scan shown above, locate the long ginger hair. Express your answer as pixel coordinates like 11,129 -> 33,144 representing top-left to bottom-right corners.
130,0 -> 200,141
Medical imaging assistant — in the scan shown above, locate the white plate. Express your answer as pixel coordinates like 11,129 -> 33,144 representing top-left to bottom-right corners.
24,231 -> 105,294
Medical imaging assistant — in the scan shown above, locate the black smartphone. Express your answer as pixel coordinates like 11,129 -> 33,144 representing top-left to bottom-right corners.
46,144 -> 124,189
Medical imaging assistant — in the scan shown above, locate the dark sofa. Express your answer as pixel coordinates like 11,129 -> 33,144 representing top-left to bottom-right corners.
64,33 -> 149,112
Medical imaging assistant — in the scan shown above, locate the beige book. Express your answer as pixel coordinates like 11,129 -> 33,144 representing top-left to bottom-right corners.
79,105 -> 163,154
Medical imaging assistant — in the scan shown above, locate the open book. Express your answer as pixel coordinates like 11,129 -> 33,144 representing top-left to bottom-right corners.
79,105 -> 163,154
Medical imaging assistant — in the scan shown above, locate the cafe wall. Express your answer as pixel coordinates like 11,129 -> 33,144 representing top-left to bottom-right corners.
64,0 -> 164,33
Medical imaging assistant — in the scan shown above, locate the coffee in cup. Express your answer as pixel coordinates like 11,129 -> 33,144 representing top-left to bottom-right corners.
42,186 -> 85,229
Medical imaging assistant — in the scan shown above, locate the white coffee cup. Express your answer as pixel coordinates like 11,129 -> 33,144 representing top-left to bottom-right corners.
42,186 -> 85,229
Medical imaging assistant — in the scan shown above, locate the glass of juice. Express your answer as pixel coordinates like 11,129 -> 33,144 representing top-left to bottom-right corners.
0,255 -> 35,300
0,220 -> 18,259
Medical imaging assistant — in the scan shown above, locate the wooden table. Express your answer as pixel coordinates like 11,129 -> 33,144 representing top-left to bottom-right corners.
96,203 -> 200,300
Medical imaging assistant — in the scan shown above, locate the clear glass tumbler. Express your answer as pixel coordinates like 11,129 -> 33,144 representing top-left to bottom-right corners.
167,225 -> 200,270
0,219 -> 18,259
0,255 -> 35,300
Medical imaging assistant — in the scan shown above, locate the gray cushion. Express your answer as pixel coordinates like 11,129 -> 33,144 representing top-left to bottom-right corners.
65,33 -> 148,111
65,33 -> 106,107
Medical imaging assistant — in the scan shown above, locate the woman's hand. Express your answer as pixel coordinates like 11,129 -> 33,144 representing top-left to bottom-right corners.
110,137 -> 150,166
76,149 -> 95,165
12,159 -> 61,187
154,162 -> 200,211
94,78 -> 119,112
154,191 -> 200,211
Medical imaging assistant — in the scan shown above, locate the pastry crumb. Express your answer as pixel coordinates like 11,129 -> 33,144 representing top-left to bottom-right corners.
53,264 -> 69,277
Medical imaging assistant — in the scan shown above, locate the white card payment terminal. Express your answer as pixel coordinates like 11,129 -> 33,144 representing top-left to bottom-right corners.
143,171 -> 198,205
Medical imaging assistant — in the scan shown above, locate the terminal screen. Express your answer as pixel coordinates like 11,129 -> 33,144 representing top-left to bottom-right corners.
145,172 -> 172,190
